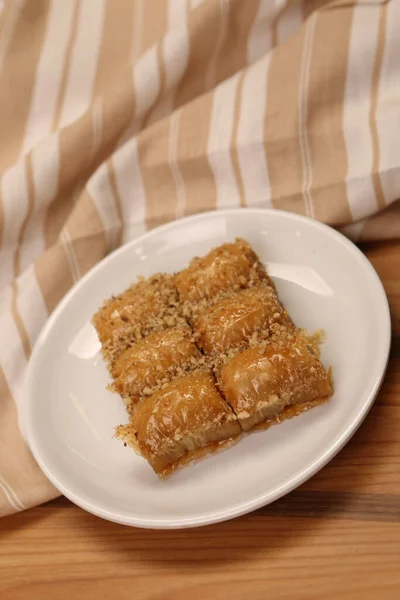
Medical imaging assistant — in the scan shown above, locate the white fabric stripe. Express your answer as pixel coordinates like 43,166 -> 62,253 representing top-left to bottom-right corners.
207,73 -> 241,210
59,0 -> 105,129
376,0 -> 400,205
0,161 -> 29,290
169,111 -> 186,218
298,13 -> 316,218
60,228 -> 80,282
0,286 -> 28,408
247,0 -> 273,64
147,0 -> 189,124
22,0 -> 75,153
236,55 -> 271,208
0,0 -> 24,74
111,138 -> 146,244
276,0 -> 303,45
0,473 -> 26,511
343,2 -> 380,222
205,0 -> 228,90
16,265 -> 48,349
87,166 -> 121,251
19,135 -> 60,273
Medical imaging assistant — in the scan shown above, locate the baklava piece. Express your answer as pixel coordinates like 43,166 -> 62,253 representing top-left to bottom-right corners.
92,273 -> 184,366
112,326 -> 204,409
193,285 -> 293,356
116,371 -> 240,477
219,331 -> 332,431
175,238 -> 271,307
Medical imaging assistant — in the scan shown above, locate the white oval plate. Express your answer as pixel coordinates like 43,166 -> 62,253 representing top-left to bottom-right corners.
25,209 -> 391,529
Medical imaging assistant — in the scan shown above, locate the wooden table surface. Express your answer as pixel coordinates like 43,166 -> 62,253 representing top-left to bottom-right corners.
1,241 -> 399,600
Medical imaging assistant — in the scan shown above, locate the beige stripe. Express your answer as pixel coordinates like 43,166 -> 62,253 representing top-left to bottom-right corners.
176,93 -> 217,216
139,116 -> 179,230
63,188 -> 108,278
44,0 -> 80,249
9,155 -> 36,360
305,6 -> 353,224
10,279 -> 30,359
50,0 -> 79,131
141,0 -> 167,56
87,0 -> 136,250
0,0 -> 23,74
143,42 -> 166,129
0,366 -> 57,516
174,0 -> 223,107
0,0 -> 49,253
229,2 -> 262,208
91,0 -> 135,153
231,71 -> 246,208
303,0 -> 331,19
369,0 -> 388,211
14,155 -> 35,278
264,26 -> 305,212
215,0 -> 259,84
298,13 -> 316,217
106,159 -> 124,248
168,111 -> 186,218
34,244 -> 75,313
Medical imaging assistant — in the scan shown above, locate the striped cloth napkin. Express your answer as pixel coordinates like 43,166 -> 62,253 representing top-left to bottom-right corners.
0,0 -> 399,517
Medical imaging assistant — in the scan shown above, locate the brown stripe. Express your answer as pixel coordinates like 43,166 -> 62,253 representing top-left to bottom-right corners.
369,0 -> 388,211
264,27 -> 305,213
231,72 -> 246,208
305,7 -> 353,225
0,0 -> 50,173
139,116 -> 179,230
258,491 -> 400,523
50,0 -> 80,131
176,93 -> 217,216
174,0 -> 225,108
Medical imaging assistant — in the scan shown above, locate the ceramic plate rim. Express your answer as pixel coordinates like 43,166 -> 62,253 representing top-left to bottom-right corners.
24,209 -> 391,528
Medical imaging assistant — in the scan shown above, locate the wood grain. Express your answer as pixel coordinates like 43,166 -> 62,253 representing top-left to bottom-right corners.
1,240 -> 399,600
